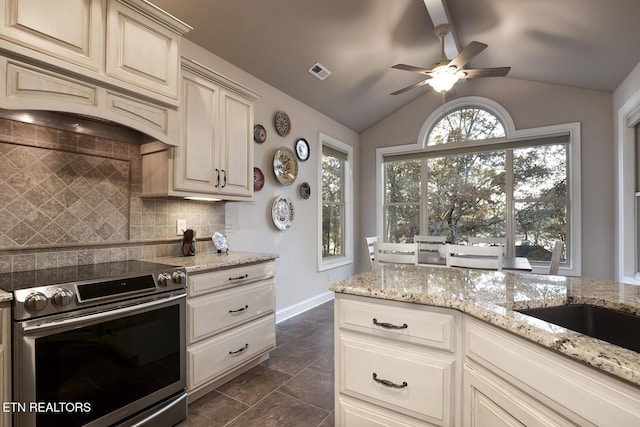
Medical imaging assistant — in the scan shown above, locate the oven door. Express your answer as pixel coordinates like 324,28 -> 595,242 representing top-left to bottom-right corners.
13,291 -> 187,427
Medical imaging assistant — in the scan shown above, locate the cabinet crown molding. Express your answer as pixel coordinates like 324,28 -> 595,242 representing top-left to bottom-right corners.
181,57 -> 261,102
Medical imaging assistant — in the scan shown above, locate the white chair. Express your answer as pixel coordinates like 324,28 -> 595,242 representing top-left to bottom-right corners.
372,242 -> 418,268
414,235 -> 447,253
549,241 -> 564,275
365,236 -> 380,268
445,243 -> 503,271
468,237 -> 507,255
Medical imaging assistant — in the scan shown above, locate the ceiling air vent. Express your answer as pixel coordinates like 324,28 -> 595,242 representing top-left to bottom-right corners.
308,62 -> 331,81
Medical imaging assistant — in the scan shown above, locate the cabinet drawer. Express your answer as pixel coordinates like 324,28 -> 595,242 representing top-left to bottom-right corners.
338,298 -> 455,351
188,314 -> 275,391
188,280 -> 274,344
339,395 -> 433,427
339,332 -> 454,425
189,262 -> 275,296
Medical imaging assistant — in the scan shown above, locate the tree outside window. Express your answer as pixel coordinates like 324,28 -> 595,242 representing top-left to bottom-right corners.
384,106 -> 568,265
322,147 -> 346,258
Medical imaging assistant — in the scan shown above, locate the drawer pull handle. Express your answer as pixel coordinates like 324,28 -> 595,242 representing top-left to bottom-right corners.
372,373 -> 408,389
229,273 -> 249,281
229,343 -> 249,355
372,318 -> 408,329
229,304 -> 249,313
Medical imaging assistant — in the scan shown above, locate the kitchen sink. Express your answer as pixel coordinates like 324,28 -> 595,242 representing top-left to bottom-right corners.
516,304 -> 640,353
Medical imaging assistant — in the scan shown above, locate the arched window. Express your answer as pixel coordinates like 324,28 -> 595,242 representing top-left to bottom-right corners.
382,99 -> 575,272
427,107 -> 505,146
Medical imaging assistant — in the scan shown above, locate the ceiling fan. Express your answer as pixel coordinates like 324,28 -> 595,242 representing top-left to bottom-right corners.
391,24 -> 510,95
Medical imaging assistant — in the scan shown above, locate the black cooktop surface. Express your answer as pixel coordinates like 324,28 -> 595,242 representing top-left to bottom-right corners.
0,260 -> 180,292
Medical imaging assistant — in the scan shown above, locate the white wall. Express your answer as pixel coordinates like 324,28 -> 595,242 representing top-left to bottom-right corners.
613,61 -> 640,282
358,77 -> 614,280
180,40 -> 360,320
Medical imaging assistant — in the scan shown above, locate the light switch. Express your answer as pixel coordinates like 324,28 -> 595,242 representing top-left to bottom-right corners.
176,219 -> 187,235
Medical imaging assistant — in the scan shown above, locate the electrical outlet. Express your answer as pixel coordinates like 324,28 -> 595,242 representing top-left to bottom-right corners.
176,219 -> 187,236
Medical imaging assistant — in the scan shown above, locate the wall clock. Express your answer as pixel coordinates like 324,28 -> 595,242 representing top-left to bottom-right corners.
295,138 -> 310,161
274,110 -> 291,136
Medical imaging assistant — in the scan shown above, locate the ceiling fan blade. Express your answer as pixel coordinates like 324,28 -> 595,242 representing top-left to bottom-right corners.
462,67 -> 511,78
390,79 -> 431,95
448,41 -> 487,69
391,64 -> 433,75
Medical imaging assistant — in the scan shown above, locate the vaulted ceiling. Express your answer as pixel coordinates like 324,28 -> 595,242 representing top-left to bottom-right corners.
151,0 -> 640,133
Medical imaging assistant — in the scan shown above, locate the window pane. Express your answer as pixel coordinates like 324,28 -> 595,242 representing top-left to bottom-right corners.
322,203 -> 344,257
514,145 -> 567,199
515,201 -> 566,261
385,204 -> 420,243
322,153 -> 345,258
428,108 -> 505,146
426,152 -> 506,243
385,160 -> 420,203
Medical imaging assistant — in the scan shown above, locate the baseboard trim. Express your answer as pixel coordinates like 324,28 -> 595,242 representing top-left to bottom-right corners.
275,291 -> 334,323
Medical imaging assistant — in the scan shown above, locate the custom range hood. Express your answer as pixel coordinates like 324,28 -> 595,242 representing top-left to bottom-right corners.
0,108 -> 150,145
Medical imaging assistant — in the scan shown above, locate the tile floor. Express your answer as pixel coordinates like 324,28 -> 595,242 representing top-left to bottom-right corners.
178,300 -> 335,427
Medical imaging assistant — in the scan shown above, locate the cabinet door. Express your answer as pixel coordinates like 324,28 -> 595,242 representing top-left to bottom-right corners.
174,71 -> 217,193
106,0 -> 180,99
0,0 -> 104,71
1,303 -> 10,427
217,89 -> 253,197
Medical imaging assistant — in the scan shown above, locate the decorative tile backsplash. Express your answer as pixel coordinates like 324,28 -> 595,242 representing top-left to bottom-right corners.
0,143 -> 130,245
0,118 -> 226,273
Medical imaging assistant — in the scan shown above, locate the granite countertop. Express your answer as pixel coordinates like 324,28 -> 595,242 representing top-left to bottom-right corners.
154,251 -> 279,273
330,265 -> 640,386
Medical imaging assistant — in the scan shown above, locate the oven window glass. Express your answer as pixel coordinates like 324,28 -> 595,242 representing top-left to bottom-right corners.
35,304 -> 181,426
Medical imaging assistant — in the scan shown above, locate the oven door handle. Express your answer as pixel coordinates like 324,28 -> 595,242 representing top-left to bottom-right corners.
21,293 -> 186,335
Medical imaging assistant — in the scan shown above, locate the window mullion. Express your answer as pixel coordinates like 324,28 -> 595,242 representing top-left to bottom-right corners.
506,150 -> 515,257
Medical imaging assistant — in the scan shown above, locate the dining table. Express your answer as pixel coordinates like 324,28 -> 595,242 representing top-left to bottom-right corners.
418,251 -> 533,271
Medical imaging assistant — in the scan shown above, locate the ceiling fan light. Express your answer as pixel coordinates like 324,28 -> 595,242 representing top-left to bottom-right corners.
427,65 -> 463,93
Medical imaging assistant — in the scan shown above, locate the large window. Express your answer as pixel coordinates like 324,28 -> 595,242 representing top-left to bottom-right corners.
382,104 -> 575,271
319,133 -> 353,270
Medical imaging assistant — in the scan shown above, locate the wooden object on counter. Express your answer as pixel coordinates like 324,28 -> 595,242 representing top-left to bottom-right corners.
186,260 -> 276,403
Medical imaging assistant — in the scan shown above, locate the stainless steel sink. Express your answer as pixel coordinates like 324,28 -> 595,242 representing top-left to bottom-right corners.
516,304 -> 640,353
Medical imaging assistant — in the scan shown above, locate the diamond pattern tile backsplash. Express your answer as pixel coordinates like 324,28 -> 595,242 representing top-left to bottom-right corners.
0,118 -> 226,273
0,143 -> 130,245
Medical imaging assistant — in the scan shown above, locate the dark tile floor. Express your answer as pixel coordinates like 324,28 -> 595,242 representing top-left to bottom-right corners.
178,300 -> 335,427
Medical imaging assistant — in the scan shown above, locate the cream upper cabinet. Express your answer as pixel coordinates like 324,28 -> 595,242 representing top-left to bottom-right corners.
106,0 -> 182,100
0,0 -> 191,105
141,58 -> 259,200
0,0 -> 104,71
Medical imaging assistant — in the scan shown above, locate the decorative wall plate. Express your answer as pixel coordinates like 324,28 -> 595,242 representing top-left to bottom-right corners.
253,124 -> 266,143
272,196 -> 294,230
273,147 -> 298,185
295,138 -> 310,161
274,110 -> 291,136
253,167 -> 265,191
300,182 -> 311,199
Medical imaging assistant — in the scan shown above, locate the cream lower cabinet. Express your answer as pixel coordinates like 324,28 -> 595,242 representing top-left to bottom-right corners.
463,318 -> 640,427
335,294 -> 462,427
187,261 -> 275,402
1,301 -> 10,427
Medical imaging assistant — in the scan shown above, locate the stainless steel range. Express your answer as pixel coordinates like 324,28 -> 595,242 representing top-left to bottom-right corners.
0,260 -> 188,427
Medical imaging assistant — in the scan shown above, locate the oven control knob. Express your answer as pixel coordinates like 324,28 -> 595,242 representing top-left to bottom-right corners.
157,273 -> 172,287
25,292 -> 48,312
52,288 -> 74,306
172,271 -> 186,285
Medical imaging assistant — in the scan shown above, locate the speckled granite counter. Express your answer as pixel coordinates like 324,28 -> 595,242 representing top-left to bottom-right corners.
0,290 -> 11,302
330,265 -> 640,386
154,251 -> 278,273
